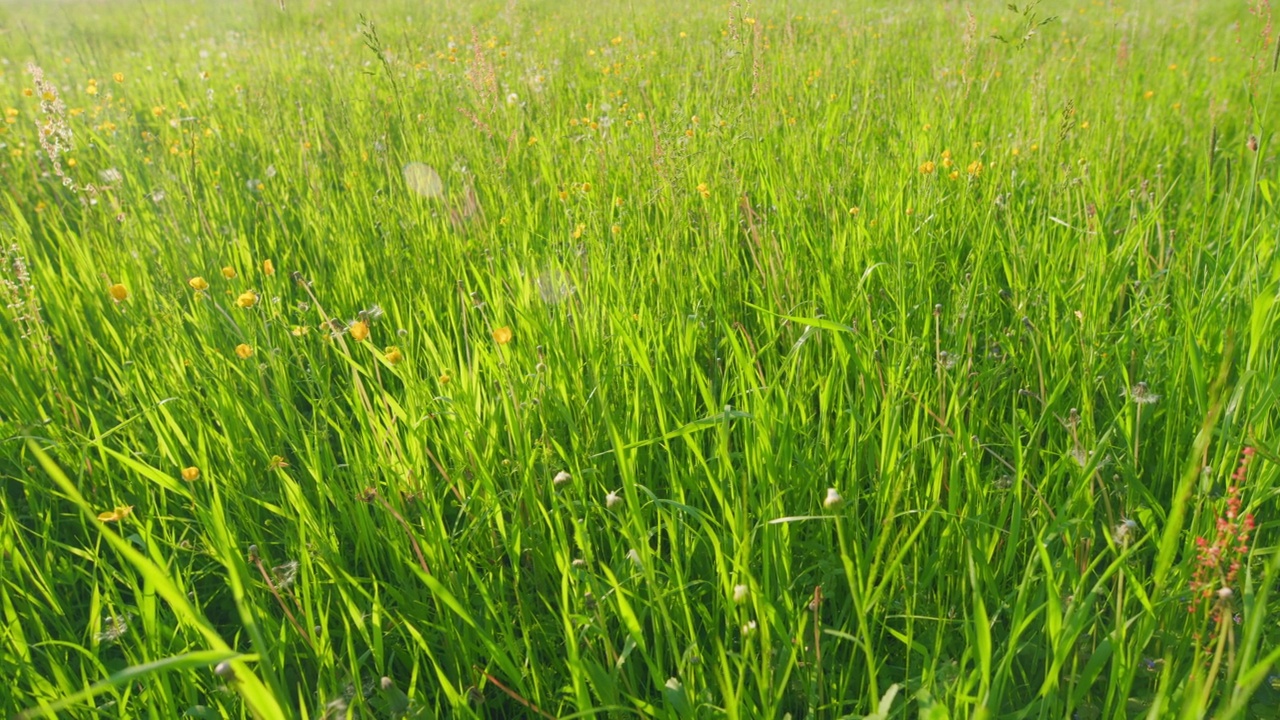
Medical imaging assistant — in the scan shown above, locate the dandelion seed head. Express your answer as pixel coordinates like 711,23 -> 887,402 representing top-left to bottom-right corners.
823,487 -> 843,509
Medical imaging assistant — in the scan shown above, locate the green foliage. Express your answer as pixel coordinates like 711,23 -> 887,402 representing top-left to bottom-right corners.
1,0 -> 1278,717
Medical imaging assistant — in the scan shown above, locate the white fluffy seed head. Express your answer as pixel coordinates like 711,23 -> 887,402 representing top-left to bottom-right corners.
823,487 -> 843,509
733,584 -> 749,603
553,470 -> 572,486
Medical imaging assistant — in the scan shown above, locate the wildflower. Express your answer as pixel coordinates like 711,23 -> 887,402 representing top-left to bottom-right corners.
235,344 -> 253,359
733,584 -> 749,603
492,326 -> 513,345
823,487 -> 843,509
221,266 -> 237,279
97,505 -> 133,522
291,326 -> 310,336
188,276 -> 209,291
262,259 -> 275,276
553,470 -> 572,486
948,171 -> 960,180
967,161 -> 983,177
741,620 -> 757,636
384,346 -> 403,364
235,290 -> 258,308
605,491 -> 622,508
113,73 -> 124,83
919,160 -> 936,174
696,182 -> 711,198
108,283 -> 128,302
848,206 -> 859,215
1128,381 -> 1160,405
438,372 -> 452,384
268,455 -> 289,469
181,466 -> 200,482
1189,447 -> 1256,615
94,613 -> 130,644
348,320 -> 369,342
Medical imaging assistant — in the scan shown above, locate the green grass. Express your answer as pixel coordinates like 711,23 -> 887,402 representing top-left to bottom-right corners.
1,0 -> 1279,716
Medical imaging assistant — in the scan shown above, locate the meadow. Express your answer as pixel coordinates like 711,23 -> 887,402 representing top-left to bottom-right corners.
1,0 -> 1279,716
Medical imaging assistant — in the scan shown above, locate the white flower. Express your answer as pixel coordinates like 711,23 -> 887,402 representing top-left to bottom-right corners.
823,487 -> 843,509
741,620 -> 757,636
605,491 -> 621,508
1218,587 -> 1234,600
506,92 -> 519,106
553,470 -> 572,486
732,584 -> 749,603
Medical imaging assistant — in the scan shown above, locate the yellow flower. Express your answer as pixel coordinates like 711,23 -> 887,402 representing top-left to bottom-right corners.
527,136 -> 538,146
439,371 -> 452,384
349,320 -> 370,342
581,182 -> 592,193
268,455 -> 289,469
611,224 -> 621,234
151,106 -> 165,117
966,161 -> 983,177
67,158 -> 77,167
696,182 -> 710,198
86,85 -> 98,96
949,170 -> 960,180
492,326 -> 513,345
181,466 -> 200,482
384,346 -> 403,364
235,344 -> 253,359
188,276 -> 209,291
113,73 -> 124,83
235,290 -> 258,308
291,326 -> 310,336
108,284 -> 128,302
572,223 -> 585,239
262,259 -> 275,276
97,505 -> 133,522
221,266 -> 236,279
919,161 -> 936,174
22,88 -> 34,97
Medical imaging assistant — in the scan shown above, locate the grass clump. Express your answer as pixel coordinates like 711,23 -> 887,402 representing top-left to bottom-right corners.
1,0 -> 1279,717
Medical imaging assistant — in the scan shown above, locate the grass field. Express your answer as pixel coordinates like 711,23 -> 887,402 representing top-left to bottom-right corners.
2,0 -> 1279,716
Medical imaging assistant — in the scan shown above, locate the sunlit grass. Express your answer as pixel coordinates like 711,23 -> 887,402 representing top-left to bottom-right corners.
2,0 -> 1279,717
